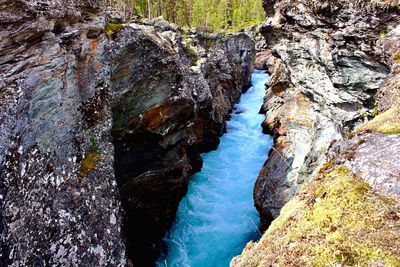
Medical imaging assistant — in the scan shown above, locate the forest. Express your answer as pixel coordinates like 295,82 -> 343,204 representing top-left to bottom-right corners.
108,0 -> 265,32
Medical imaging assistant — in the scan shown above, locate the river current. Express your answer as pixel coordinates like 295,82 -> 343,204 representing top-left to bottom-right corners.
158,70 -> 273,267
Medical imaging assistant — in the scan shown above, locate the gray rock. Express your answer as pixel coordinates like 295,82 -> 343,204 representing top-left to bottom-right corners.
0,1 -> 125,266
0,1 -> 256,265
254,0 -> 400,230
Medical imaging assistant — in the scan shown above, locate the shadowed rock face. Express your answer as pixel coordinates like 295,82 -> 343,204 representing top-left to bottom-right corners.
254,0 -> 400,231
0,2 -> 255,266
109,25 -> 255,265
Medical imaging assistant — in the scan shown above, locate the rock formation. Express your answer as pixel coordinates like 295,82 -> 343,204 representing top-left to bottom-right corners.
0,1 -> 126,266
0,1 -> 255,266
233,0 -> 400,265
254,0 -> 399,230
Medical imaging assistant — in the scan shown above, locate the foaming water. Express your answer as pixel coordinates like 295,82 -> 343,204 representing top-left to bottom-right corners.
157,70 -> 273,267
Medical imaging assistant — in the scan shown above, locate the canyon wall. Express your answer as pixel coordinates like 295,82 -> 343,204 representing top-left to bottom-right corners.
0,1 -> 255,266
254,0 -> 399,230
233,0 -> 400,266
110,23 -> 255,265
0,1 -> 126,265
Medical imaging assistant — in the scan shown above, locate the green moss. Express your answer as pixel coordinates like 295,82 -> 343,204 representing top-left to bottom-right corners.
233,165 -> 400,267
380,29 -> 388,38
105,22 -> 124,37
182,43 -> 198,65
79,138 -> 102,177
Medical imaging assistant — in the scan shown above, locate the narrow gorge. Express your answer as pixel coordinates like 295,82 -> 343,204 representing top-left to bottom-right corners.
158,71 -> 272,267
1,0 -> 399,267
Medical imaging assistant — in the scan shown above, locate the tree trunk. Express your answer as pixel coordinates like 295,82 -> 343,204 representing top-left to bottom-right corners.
148,0 -> 151,19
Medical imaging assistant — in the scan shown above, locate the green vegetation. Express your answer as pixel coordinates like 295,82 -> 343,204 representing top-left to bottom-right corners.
109,0 -> 265,32
79,137 -> 102,177
360,102 -> 379,119
380,29 -> 388,38
233,165 -> 400,266
105,22 -> 125,37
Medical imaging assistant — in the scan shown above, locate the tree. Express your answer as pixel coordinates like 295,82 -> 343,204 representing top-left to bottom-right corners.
108,0 -> 265,32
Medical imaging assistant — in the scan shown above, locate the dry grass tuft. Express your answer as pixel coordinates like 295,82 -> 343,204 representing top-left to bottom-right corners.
357,107 -> 400,134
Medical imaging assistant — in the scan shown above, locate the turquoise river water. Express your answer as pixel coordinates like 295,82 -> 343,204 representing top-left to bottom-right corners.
157,70 -> 273,267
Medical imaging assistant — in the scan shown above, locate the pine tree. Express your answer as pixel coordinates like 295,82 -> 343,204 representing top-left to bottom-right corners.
108,0 -> 265,32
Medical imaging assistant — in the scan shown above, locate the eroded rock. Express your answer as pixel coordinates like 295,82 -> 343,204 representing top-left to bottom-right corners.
253,0 -> 400,231
109,24 -> 255,265
0,1 -> 125,266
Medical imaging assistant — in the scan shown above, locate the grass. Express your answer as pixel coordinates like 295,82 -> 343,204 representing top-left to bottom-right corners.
232,165 -> 400,267
357,107 -> 400,134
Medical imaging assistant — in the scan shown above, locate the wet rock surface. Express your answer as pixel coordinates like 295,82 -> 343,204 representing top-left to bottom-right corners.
0,2 -> 255,265
253,0 -> 400,231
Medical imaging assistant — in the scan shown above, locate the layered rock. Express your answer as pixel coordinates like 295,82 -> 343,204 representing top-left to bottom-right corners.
233,0 -> 400,266
0,2 -> 255,265
110,24 -> 255,265
253,0 -> 400,230
0,1 -> 125,266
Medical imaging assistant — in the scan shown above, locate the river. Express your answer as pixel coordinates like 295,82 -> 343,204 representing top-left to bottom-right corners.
158,70 -> 272,267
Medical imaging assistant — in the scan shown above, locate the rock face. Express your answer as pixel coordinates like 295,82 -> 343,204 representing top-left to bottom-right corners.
0,2 -> 255,265
0,1 -> 126,266
253,0 -> 400,230
233,1 -> 400,266
110,24 -> 255,265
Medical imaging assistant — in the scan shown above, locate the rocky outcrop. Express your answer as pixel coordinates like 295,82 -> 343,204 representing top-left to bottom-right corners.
233,0 -> 400,266
0,1 -> 125,266
110,24 -> 255,265
253,0 -> 400,230
0,3 -> 255,265
231,1 -> 400,267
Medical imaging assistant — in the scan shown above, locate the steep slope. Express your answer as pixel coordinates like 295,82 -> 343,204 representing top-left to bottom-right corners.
110,23 -> 255,265
255,0 -> 399,230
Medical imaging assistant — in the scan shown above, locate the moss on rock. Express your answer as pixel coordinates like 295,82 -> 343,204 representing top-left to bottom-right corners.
79,139 -> 102,178
232,165 -> 400,267
393,50 -> 400,64
105,22 -> 124,37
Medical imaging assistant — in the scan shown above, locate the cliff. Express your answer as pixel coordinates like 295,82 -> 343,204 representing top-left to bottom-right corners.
110,23 -> 255,265
0,1 -> 255,266
233,0 -> 400,266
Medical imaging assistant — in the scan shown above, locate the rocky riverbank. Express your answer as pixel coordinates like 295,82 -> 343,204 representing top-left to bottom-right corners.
0,1 -> 255,266
233,0 -> 400,265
